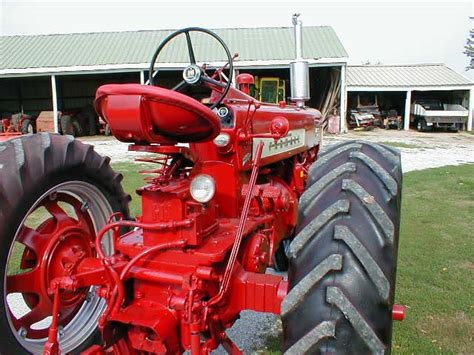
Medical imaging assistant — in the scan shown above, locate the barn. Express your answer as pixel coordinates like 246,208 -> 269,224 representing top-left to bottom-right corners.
2,28 -> 473,135
0,26 -> 348,134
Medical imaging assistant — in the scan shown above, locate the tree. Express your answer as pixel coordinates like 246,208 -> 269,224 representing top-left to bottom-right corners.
465,17 -> 473,70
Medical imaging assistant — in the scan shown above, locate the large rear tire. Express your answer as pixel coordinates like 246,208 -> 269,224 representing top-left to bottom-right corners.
0,133 -> 130,354
282,141 -> 402,354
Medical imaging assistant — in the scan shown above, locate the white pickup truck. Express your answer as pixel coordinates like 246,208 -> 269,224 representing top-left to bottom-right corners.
411,99 -> 468,132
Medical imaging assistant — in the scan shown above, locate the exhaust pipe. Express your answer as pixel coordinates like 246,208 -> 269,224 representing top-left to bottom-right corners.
293,13 -> 303,60
290,14 -> 310,108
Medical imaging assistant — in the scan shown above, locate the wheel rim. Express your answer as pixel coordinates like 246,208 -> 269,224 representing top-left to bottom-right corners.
4,181 -> 114,353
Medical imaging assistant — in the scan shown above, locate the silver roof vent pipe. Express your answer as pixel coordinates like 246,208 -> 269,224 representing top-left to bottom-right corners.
290,13 -> 310,108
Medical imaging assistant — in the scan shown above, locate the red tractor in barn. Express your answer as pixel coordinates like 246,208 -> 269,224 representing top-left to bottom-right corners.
0,23 -> 405,355
0,112 -> 36,136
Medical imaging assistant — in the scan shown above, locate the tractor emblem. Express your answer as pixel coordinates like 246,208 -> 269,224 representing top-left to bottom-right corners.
183,64 -> 201,84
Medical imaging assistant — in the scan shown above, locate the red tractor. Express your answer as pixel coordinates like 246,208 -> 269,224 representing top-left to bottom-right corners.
0,25 -> 404,355
0,112 -> 36,135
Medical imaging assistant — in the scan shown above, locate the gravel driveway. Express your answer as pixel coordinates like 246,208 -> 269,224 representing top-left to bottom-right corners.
82,129 -> 474,173
79,129 -> 474,353
323,129 -> 474,172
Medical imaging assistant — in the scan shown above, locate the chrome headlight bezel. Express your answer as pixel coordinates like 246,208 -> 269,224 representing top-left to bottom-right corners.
190,174 -> 216,203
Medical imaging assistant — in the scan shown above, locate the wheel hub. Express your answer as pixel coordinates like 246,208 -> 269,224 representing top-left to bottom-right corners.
40,220 -> 94,306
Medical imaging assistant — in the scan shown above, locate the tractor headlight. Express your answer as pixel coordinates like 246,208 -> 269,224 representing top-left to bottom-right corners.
213,133 -> 231,148
190,174 -> 216,203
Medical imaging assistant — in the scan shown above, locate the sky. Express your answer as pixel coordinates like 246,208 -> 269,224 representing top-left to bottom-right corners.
1,0 -> 473,79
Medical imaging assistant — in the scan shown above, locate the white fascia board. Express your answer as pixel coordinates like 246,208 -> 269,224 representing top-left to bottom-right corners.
309,59 -> 347,67
0,64 -> 147,78
347,86 -> 473,92
0,57 -> 348,78
226,58 -> 347,69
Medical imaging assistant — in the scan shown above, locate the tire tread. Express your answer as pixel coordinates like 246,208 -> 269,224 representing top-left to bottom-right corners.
282,140 -> 402,354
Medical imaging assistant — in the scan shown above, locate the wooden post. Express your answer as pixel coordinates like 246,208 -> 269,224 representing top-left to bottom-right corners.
339,65 -> 347,133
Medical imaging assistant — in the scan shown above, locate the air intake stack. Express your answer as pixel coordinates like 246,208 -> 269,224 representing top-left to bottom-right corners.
290,14 -> 310,108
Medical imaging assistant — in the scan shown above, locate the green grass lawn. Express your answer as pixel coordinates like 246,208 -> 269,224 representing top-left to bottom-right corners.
112,162 -> 151,217
114,162 -> 473,353
392,164 -> 473,354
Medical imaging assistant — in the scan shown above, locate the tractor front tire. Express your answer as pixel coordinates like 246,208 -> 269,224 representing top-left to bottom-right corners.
104,123 -> 112,136
450,123 -> 461,133
272,239 -> 291,272
60,115 -> 75,136
60,116 -> 83,137
416,118 -> 428,132
282,141 -> 402,354
21,118 -> 35,134
0,133 -> 130,354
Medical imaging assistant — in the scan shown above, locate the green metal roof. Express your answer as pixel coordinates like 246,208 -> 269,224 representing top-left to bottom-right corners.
347,64 -> 473,88
0,26 -> 347,72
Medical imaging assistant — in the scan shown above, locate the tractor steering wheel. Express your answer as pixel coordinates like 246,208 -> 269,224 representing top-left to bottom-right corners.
148,27 -> 233,110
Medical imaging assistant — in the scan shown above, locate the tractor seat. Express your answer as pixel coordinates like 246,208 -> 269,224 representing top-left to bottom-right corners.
95,84 -> 221,144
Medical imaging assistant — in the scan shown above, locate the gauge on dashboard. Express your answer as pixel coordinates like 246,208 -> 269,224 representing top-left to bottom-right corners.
215,105 -> 234,128
217,106 -> 229,117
